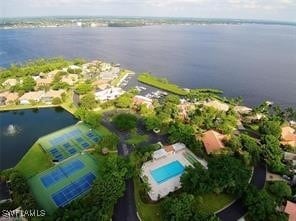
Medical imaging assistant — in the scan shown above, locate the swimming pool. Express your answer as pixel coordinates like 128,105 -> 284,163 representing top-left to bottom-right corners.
151,160 -> 185,184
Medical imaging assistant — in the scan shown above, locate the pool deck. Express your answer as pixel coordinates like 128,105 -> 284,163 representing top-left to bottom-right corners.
141,148 -> 206,201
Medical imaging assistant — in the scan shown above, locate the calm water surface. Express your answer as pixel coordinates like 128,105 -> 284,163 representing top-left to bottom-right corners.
0,107 -> 77,169
0,24 -> 295,106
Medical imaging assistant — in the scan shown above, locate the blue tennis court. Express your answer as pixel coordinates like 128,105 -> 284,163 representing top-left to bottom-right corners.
50,129 -> 82,146
40,159 -> 85,188
49,148 -> 64,161
52,172 -> 96,207
63,143 -> 78,155
60,160 -> 85,176
41,169 -> 66,188
151,160 -> 185,184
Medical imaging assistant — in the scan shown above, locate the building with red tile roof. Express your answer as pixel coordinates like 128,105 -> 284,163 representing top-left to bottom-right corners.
284,201 -> 296,221
200,130 -> 226,154
281,126 -> 296,147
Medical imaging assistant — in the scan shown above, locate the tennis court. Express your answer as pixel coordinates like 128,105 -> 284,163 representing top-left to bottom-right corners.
38,123 -> 101,162
28,154 -> 98,214
52,172 -> 96,207
40,159 -> 85,188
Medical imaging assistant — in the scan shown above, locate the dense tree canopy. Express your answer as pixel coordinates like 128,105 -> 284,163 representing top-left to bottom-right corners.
181,163 -> 211,195
75,82 -> 93,95
243,186 -> 276,221
113,113 -> 137,131
262,135 -> 285,173
266,181 -> 291,204
240,134 -> 261,164
259,120 -> 281,139
208,155 -> 251,194
162,193 -> 195,221
80,93 -> 97,110
190,106 -> 237,134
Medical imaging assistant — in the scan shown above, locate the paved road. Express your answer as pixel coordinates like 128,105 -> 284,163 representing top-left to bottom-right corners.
217,163 -> 266,221
101,115 -> 139,221
102,111 -> 267,221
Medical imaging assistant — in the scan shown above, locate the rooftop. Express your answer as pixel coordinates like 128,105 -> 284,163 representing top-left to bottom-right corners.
200,130 -> 225,154
284,201 -> 296,221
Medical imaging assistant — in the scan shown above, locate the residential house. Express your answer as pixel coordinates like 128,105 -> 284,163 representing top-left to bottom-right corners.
234,105 -> 252,115
61,74 -> 79,85
2,78 -> 17,87
0,91 -> 18,105
199,130 -> 226,154
284,201 -> 296,221
133,95 -> 153,109
203,100 -> 229,112
281,126 -> 296,147
35,77 -> 52,87
178,102 -> 195,121
95,87 -> 124,102
19,91 -> 44,104
41,90 -> 65,103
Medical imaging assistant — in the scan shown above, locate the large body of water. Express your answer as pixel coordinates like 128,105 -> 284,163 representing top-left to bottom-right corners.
0,107 -> 77,170
0,24 -> 295,106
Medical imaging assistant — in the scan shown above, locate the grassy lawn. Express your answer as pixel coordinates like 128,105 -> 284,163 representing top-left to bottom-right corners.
15,142 -> 53,179
138,73 -> 188,96
126,132 -> 149,145
134,178 -> 162,221
195,192 -> 235,214
95,124 -> 113,136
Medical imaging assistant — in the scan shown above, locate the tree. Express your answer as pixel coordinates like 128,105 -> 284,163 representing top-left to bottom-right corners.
113,113 -> 137,131
181,163 -> 211,195
84,111 -> 101,128
162,193 -> 195,221
144,114 -> 162,131
266,181 -> 291,204
227,135 -> 242,152
240,134 -> 261,164
75,82 -> 93,95
259,120 -> 281,139
262,135 -> 285,173
168,122 -> 195,145
208,155 -> 251,194
22,76 -> 36,92
98,134 -> 119,150
243,186 -> 276,221
114,93 -> 133,108
52,97 -> 62,105
80,93 -> 97,110
165,94 -> 180,104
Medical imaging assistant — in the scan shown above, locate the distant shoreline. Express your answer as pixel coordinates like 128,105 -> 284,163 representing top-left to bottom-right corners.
1,17 -> 295,30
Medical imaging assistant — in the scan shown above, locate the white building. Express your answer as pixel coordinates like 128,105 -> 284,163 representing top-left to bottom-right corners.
95,87 -> 124,101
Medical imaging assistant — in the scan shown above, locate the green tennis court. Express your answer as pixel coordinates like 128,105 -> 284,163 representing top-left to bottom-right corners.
28,154 -> 99,214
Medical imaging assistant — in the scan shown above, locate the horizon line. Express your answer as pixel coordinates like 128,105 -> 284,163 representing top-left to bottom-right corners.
1,15 -> 295,24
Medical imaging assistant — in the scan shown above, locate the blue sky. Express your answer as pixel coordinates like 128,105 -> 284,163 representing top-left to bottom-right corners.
1,0 -> 295,21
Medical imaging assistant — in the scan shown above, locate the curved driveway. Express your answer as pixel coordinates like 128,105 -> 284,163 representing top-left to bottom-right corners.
217,163 -> 266,221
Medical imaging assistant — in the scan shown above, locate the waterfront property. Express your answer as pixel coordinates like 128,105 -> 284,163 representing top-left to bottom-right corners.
95,87 -> 124,102
28,154 -> 98,214
141,143 -> 207,201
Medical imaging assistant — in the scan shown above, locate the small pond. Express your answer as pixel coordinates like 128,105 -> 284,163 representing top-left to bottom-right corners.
0,107 -> 77,170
